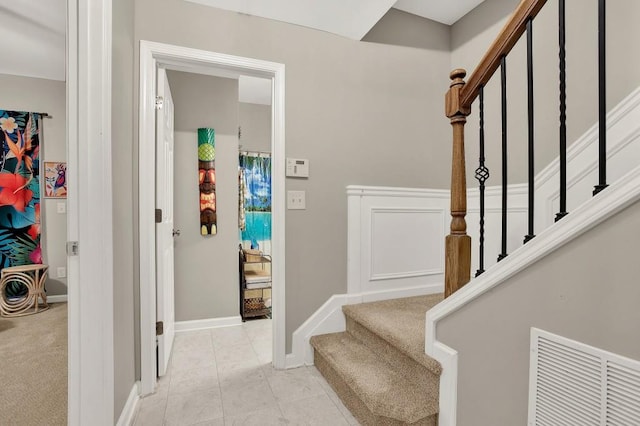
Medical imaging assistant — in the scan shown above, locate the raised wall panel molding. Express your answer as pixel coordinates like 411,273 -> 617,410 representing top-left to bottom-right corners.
368,208 -> 445,282
347,186 -> 449,295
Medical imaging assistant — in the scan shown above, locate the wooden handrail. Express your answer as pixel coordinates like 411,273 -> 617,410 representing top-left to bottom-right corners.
444,0 -> 549,297
460,0 -> 548,109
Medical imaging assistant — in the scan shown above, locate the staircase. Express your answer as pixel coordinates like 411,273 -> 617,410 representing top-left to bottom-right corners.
310,294 -> 443,425
309,0 -> 635,423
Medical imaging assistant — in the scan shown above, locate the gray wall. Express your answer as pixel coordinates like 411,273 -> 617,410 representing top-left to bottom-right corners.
133,0 -> 452,351
437,199 -> 640,426
112,0 -> 136,417
363,8 -> 450,52
167,71 -> 240,321
451,0 -> 640,185
239,102 -> 271,153
0,74 -> 67,296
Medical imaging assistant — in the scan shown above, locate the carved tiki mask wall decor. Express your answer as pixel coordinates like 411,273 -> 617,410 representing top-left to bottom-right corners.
198,128 -> 217,235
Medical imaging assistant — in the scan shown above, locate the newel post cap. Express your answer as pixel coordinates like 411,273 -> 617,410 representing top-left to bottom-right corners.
446,69 -> 470,118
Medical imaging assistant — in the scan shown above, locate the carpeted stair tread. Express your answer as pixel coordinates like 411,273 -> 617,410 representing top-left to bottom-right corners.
342,294 -> 443,376
311,331 -> 439,424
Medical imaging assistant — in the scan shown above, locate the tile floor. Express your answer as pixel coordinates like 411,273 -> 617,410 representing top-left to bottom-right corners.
133,318 -> 359,425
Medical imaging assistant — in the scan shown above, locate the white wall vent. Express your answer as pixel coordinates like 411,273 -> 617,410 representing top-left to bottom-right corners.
529,328 -> 640,426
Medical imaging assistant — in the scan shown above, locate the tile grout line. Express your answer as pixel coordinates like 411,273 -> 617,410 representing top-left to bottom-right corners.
208,327 -> 226,424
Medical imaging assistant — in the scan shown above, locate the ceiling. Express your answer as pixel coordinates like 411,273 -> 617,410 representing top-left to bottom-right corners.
0,0 -> 66,81
186,0 -> 486,39
0,0 -> 485,82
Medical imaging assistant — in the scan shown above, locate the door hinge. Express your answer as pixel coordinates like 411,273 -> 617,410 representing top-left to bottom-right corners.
156,321 -> 164,336
155,209 -> 162,223
155,96 -> 164,110
67,241 -> 79,256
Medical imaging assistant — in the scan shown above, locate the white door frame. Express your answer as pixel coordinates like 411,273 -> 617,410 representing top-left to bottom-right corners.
67,0 -> 115,424
138,40 -> 286,395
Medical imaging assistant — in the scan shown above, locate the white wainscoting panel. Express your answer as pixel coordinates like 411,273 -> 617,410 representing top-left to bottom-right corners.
369,208 -> 445,282
347,186 -> 449,295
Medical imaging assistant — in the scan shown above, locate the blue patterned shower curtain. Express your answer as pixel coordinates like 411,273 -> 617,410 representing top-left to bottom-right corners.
239,154 -> 271,249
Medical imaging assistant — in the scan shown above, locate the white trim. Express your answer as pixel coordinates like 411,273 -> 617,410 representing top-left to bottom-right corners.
115,382 -> 140,426
347,186 -> 450,295
47,294 -> 68,304
346,185 -> 450,199
139,41 -> 286,396
535,86 -> 640,188
67,0 -> 114,424
426,164 -> 640,426
287,283 -> 442,368
175,316 -> 243,332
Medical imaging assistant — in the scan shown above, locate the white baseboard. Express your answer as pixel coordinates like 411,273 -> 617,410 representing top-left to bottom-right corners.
286,283 -> 443,369
116,381 -> 140,426
47,294 -> 68,303
175,316 -> 242,333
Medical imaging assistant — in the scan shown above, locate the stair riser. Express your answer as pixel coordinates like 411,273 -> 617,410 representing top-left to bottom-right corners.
314,349 -> 437,426
346,317 -> 440,392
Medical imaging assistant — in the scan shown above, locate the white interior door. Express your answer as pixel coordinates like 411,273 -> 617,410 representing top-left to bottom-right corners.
156,67 -> 176,376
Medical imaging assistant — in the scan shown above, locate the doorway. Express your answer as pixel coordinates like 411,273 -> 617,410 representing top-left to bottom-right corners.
138,41 -> 286,395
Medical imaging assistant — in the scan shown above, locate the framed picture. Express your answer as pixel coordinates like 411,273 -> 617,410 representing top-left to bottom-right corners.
44,161 -> 67,198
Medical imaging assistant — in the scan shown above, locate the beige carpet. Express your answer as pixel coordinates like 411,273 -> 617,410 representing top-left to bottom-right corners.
311,294 -> 443,425
0,302 -> 67,425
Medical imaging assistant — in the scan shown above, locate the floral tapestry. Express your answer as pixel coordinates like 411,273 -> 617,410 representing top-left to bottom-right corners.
0,111 -> 42,297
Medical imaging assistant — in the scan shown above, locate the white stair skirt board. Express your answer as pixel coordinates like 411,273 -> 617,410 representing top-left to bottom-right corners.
174,316 -> 243,333
286,282 -> 442,368
115,382 -> 140,426
426,163 -> 640,426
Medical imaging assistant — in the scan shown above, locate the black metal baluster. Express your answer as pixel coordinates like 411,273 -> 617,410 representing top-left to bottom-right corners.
524,18 -> 536,244
498,56 -> 508,262
594,0 -> 608,195
475,86 -> 489,277
556,0 -> 569,222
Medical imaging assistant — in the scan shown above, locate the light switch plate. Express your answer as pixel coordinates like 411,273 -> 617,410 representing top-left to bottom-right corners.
57,202 -> 66,214
57,267 -> 66,278
287,190 -> 306,210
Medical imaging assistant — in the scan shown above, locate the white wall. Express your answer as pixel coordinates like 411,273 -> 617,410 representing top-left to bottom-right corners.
0,74 -> 67,296
167,71 -> 240,321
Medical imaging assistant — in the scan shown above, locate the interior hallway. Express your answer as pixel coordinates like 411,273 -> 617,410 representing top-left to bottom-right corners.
133,318 -> 359,425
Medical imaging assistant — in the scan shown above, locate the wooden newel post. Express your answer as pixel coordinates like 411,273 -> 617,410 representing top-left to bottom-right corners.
444,69 -> 472,298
